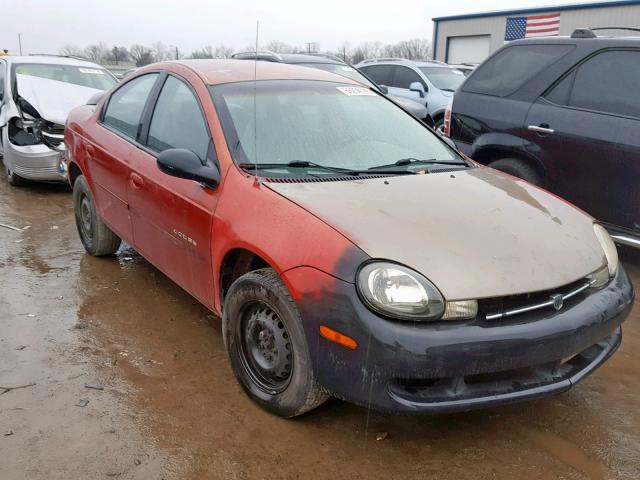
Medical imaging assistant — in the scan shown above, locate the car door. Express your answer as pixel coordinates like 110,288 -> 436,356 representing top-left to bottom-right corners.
90,73 -> 160,240
386,65 -> 427,105
359,65 -> 393,90
127,74 -> 218,307
524,49 -> 640,237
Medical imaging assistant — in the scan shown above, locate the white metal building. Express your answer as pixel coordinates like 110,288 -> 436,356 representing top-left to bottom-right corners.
432,0 -> 640,64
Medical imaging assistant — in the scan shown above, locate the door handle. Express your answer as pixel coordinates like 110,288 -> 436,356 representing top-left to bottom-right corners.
528,124 -> 554,135
129,172 -> 144,190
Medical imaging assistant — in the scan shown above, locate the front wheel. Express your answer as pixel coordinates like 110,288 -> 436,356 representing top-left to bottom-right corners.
6,166 -> 26,187
223,268 -> 328,418
73,175 -> 121,256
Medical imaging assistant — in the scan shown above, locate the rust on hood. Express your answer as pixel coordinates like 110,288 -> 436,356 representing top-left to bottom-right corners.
266,168 -> 606,300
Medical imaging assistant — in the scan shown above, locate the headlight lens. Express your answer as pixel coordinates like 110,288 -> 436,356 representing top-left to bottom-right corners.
357,262 -> 444,320
593,224 -> 619,277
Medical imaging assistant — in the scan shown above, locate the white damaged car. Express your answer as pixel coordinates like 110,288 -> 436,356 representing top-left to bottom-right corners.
0,55 -> 117,185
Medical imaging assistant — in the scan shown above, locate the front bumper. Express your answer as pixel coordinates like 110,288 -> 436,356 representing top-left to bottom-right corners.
284,265 -> 634,414
4,141 -> 66,182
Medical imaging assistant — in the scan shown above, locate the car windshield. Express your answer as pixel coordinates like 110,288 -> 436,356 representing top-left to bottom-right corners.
211,80 -> 460,173
297,63 -> 376,88
14,64 -> 116,90
418,67 -> 466,91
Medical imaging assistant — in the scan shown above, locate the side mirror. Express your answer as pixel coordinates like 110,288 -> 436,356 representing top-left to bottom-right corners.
409,81 -> 426,98
377,85 -> 389,95
86,92 -> 104,106
157,148 -> 220,188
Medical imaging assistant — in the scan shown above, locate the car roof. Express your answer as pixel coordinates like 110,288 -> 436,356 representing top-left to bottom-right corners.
277,53 -> 344,65
506,34 -> 640,47
1,55 -> 107,68
161,59 -> 360,85
357,58 -> 453,69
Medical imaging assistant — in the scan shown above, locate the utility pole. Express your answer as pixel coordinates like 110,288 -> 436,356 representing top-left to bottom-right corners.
18,33 -> 23,55
175,45 -> 179,60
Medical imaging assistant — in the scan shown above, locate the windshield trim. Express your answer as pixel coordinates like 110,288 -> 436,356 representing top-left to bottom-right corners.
209,79 -> 466,176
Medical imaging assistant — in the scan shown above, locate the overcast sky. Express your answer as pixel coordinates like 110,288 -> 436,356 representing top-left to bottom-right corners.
3,0 -> 589,54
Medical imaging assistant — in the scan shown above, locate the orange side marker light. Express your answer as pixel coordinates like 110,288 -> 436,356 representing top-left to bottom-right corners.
319,326 -> 358,350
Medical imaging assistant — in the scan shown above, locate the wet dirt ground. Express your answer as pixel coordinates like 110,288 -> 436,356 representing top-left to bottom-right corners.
0,175 -> 638,480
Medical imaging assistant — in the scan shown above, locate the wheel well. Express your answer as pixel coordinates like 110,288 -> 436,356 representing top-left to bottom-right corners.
432,111 -> 444,123
68,162 -> 83,187
219,248 -> 271,302
472,148 -> 547,180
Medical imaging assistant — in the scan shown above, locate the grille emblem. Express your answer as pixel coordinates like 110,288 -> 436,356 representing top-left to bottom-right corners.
550,293 -> 564,310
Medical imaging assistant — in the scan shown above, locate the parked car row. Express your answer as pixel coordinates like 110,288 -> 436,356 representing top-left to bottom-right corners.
0,35 -> 635,418
230,51 -> 429,121
60,58 -> 632,417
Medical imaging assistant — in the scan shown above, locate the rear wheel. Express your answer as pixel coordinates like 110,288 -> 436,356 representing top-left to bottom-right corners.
488,158 -> 542,186
73,175 -> 121,256
223,268 -> 328,418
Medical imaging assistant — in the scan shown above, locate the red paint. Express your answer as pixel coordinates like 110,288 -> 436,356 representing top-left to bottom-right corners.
65,62 -> 362,315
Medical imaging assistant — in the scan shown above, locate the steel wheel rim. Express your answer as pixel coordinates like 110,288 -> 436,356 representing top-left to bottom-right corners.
79,194 -> 93,241
238,302 -> 293,394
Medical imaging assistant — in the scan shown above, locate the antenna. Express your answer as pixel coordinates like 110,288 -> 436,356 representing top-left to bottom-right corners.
253,20 -> 260,187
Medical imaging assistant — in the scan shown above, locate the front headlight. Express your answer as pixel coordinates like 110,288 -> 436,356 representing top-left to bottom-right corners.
357,262 -> 444,320
593,224 -> 619,277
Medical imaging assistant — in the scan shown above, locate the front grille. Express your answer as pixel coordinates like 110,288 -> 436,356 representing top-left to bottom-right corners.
479,277 -> 594,321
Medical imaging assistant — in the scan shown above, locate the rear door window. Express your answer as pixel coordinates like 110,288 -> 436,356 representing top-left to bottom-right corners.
147,76 -> 210,160
359,65 -> 393,86
390,66 -> 424,89
568,50 -> 640,118
464,44 -> 573,97
103,74 -> 159,140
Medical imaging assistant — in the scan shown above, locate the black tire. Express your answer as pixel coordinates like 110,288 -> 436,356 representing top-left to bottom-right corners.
223,268 -> 328,418
73,175 -> 121,256
5,165 -> 26,187
488,158 -> 542,186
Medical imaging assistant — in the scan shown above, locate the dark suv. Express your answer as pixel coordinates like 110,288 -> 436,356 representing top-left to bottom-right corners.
447,29 -> 640,248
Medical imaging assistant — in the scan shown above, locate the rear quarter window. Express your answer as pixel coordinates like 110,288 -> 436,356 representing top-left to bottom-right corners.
463,44 -> 574,97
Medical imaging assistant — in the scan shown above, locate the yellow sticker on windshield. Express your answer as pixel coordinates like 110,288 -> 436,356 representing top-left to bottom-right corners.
336,86 -> 376,96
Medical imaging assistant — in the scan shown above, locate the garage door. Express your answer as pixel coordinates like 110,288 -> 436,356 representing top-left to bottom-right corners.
447,35 -> 491,64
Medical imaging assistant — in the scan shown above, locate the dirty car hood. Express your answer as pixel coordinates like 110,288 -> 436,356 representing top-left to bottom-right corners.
16,74 -> 104,125
267,168 -> 606,300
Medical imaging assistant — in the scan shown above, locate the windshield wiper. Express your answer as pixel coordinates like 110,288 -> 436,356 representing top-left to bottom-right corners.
239,161 -> 416,176
368,157 -> 467,171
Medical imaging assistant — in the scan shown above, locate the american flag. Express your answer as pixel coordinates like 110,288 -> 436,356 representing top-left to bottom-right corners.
504,13 -> 561,41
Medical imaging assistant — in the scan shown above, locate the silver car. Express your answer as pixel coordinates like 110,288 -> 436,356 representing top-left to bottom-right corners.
0,55 -> 117,185
231,51 -> 429,121
356,58 -> 466,130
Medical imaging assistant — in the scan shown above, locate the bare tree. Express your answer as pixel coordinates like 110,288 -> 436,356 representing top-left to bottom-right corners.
190,45 -> 214,59
130,44 -> 155,67
59,45 -> 85,58
265,40 -> 294,53
106,46 -> 130,63
213,45 -> 233,58
84,42 -> 108,63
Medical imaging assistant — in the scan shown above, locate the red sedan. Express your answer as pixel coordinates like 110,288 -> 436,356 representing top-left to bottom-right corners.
64,60 -> 633,417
